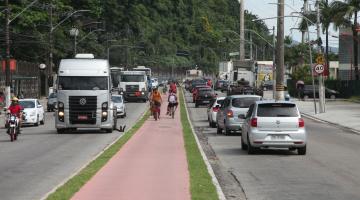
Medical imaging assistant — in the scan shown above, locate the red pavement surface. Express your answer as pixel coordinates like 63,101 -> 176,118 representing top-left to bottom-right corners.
71,96 -> 190,200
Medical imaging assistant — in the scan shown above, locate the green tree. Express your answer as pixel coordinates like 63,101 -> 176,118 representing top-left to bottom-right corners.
331,0 -> 360,80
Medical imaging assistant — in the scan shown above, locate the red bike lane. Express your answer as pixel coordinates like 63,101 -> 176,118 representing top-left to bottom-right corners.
71,96 -> 190,200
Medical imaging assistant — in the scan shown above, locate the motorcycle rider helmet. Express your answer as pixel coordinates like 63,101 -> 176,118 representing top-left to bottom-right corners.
11,97 -> 19,102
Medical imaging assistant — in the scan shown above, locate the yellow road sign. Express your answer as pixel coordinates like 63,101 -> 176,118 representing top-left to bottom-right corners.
316,55 -> 325,65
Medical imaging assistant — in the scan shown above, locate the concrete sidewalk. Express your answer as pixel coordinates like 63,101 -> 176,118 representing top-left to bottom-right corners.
71,95 -> 190,200
295,99 -> 360,133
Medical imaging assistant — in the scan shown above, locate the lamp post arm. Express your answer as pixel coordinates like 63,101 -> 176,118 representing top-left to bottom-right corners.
51,9 -> 90,32
9,0 -> 39,24
77,29 -> 104,43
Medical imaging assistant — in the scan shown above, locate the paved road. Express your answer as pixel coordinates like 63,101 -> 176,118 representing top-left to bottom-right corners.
185,91 -> 360,200
0,102 -> 147,200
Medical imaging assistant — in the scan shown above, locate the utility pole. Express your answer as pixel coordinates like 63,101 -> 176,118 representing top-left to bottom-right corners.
316,0 -> 326,113
272,26 -> 276,99
275,0 -> 285,100
239,0 -> 245,61
249,32 -> 253,60
5,0 -> 11,108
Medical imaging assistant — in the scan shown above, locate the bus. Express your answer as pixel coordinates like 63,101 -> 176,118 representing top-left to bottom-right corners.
186,69 -> 203,80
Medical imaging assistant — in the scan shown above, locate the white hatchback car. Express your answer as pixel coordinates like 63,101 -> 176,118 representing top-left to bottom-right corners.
19,99 -> 45,126
207,97 -> 225,128
240,101 -> 307,155
111,95 -> 126,118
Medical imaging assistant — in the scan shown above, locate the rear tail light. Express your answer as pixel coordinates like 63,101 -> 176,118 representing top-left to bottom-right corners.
250,118 -> 257,127
226,110 -> 234,118
299,118 -> 305,128
212,107 -> 220,112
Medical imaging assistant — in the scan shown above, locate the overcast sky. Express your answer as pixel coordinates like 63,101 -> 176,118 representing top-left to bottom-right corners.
245,0 -> 339,48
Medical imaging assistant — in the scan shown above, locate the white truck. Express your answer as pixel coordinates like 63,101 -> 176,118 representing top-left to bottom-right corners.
55,54 -> 117,133
218,61 -> 233,80
230,68 -> 255,86
119,71 -> 148,102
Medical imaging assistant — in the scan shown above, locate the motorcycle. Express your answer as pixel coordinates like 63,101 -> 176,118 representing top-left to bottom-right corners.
7,114 -> 19,142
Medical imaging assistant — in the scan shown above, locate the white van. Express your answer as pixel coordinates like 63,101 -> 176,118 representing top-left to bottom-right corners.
55,54 -> 117,133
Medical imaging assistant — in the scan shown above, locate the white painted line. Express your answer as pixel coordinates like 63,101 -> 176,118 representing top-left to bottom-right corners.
40,108 -> 148,200
181,89 -> 227,200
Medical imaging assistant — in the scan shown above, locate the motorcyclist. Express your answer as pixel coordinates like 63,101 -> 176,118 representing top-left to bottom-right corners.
7,97 -> 23,134
166,92 -> 178,115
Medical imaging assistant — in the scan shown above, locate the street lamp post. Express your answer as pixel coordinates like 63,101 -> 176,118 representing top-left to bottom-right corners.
69,27 -> 79,56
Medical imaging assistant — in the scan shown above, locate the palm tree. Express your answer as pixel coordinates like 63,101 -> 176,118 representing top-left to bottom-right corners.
298,12 -> 317,43
331,0 -> 360,80
319,0 -> 333,71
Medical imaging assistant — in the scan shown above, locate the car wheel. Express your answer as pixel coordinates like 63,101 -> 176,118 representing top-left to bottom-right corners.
224,126 -> 231,136
241,135 -> 248,150
330,95 -> 336,100
57,128 -> 65,134
247,134 -> 256,154
216,126 -> 223,135
40,114 -> 45,125
211,122 -> 217,128
34,115 -> 39,126
298,146 -> 307,155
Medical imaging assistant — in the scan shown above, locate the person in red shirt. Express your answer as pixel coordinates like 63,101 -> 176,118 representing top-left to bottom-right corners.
7,97 -> 23,133
169,81 -> 177,94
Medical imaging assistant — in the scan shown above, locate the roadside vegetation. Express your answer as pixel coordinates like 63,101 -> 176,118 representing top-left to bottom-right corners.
46,111 -> 150,200
179,90 -> 219,200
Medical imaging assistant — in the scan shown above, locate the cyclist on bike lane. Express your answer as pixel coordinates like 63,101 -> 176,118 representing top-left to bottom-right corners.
166,91 -> 178,115
150,88 -> 162,119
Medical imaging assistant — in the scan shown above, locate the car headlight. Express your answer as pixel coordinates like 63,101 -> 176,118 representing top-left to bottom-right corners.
102,111 -> 108,117
58,111 -> 64,117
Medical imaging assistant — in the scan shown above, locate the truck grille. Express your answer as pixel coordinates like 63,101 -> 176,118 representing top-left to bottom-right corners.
126,85 -> 139,92
69,96 -> 97,124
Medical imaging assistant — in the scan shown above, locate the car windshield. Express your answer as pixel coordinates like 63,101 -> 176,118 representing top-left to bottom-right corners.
121,75 -> 144,82
58,76 -> 108,90
20,101 -> 35,108
111,96 -> 123,103
199,89 -> 212,95
49,93 -> 57,98
257,103 -> 298,117
232,97 -> 260,108
216,99 -> 224,105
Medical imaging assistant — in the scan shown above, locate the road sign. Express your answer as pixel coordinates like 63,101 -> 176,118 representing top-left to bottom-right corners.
314,64 -> 324,74
229,52 -> 239,56
316,54 -> 325,65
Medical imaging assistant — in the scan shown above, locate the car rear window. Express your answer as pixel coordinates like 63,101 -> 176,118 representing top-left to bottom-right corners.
199,89 -> 212,95
232,97 -> 259,108
257,103 -> 298,117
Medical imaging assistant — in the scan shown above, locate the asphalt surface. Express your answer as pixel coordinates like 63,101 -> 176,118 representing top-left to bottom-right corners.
185,90 -> 360,200
0,102 -> 147,200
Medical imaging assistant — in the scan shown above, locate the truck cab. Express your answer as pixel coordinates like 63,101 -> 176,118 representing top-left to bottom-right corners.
119,71 -> 148,102
55,54 -> 116,133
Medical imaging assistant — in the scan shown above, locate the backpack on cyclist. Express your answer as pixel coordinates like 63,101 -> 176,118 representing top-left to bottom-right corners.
169,94 -> 177,103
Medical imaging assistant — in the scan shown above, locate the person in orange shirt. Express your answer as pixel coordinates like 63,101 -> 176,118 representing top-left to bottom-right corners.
150,88 -> 162,120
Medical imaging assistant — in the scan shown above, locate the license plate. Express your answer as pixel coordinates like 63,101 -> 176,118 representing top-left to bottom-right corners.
78,115 -> 88,120
203,101 -> 210,103
271,135 -> 285,140
129,94 -> 135,96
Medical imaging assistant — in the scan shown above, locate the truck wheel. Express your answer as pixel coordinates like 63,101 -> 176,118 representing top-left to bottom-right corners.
106,128 -> 113,133
57,128 -> 65,134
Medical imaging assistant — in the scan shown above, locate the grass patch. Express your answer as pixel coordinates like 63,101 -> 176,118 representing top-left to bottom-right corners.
179,90 -> 219,200
46,111 -> 150,200
348,96 -> 360,103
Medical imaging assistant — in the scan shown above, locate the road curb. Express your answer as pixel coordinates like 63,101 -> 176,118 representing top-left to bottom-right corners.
301,112 -> 360,135
181,89 -> 227,200
40,106 -> 149,200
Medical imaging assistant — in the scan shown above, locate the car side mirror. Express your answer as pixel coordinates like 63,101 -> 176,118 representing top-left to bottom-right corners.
238,114 -> 246,119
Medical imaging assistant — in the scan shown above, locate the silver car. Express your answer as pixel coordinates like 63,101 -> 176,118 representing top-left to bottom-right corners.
240,101 -> 307,155
207,97 -> 225,128
111,95 -> 126,118
216,95 -> 261,135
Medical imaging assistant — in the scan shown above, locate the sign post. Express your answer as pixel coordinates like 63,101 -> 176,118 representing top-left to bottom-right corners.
316,53 -> 326,113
